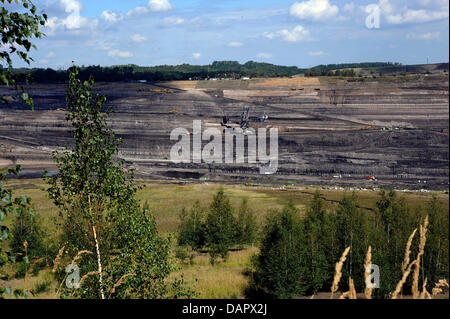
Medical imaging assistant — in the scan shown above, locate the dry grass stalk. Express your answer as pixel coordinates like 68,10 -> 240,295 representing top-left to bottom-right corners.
348,277 -> 357,299
364,246 -> 373,299
24,257 -> 45,286
419,278 -> 432,299
331,246 -> 350,299
412,216 -> 429,299
52,246 -> 65,273
339,291 -> 350,299
401,229 -> 417,273
392,261 -> 415,299
432,287 -> 443,296
110,273 -> 136,294
338,278 -> 357,300
432,279 -> 449,296
79,271 -> 100,287
70,250 -> 93,265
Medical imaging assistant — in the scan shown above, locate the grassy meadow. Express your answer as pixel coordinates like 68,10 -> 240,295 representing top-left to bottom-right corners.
2,178 -> 449,298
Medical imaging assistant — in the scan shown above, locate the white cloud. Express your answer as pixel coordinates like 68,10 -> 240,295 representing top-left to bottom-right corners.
368,0 -> 449,25
61,0 -> 82,14
343,2 -> 355,12
108,50 -> 133,58
290,0 -> 339,21
406,31 -> 440,40
192,53 -> 201,59
46,52 -> 55,58
44,0 -> 91,34
132,34 -> 148,43
309,51 -> 325,56
416,0 -> 449,9
149,0 -> 175,12
127,6 -> 149,17
162,16 -> 185,26
101,10 -> 123,23
263,32 -> 276,40
127,0 -> 175,16
228,41 -> 244,47
64,14 -> 89,29
264,25 -> 311,42
256,52 -> 272,59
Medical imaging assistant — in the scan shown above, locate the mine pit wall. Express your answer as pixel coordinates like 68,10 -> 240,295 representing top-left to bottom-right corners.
0,75 -> 449,190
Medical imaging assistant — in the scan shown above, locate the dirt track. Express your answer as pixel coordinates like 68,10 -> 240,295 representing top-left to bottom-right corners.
0,74 -> 448,190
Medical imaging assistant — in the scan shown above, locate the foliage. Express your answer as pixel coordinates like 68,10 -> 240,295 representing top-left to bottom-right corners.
0,165 -> 35,297
10,61 -> 406,84
205,189 -> 237,264
305,68 -> 356,77
30,278 -> 52,295
246,189 -> 448,299
46,66 -> 193,299
10,206 -> 44,259
334,193 -> 370,291
246,203 -> 305,299
304,62 -> 400,77
178,201 -> 207,250
177,192 -> 258,264
235,198 -> 258,247
1,0 -> 47,107
424,195 -> 449,285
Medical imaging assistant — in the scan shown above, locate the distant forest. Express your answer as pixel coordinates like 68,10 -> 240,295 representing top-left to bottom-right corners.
7,61 -> 400,83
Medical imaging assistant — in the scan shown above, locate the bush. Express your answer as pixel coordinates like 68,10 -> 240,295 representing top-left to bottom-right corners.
10,210 -> 45,260
14,262 -> 29,279
236,199 -> 258,247
31,279 -> 52,295
178,201 -> 207,250
175,246 -> 188,262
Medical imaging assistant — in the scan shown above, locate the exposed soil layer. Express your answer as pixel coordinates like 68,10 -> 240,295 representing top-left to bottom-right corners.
0,74 -> 448,190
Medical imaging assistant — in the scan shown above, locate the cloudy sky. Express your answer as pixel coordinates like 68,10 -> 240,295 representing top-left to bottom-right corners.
10,0 -> 450,68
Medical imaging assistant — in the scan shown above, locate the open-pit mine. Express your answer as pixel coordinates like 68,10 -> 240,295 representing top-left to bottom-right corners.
0,72 -> 448,190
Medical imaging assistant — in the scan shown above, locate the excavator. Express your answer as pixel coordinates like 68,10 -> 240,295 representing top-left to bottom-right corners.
220,107 -> 268,132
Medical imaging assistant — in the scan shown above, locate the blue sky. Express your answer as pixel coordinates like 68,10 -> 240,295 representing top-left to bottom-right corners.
9,0 -> 450,68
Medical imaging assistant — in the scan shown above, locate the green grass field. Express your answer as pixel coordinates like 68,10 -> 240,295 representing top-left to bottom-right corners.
2,178 -> 448,298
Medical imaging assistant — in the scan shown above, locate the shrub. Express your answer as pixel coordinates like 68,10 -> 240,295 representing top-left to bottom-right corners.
236,199 -> 258,247
31,279 -> 52,295
178,201 -> 207,250
10,210 -> 44,260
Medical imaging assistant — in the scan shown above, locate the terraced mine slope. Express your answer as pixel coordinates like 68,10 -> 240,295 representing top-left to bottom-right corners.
0,73 -> 448,190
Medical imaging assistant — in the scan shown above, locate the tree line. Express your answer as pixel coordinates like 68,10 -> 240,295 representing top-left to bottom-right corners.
177,189 -> 448,299
9,61 -> 304,83
177,192 -> 258,264
6,61 -> 404,84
